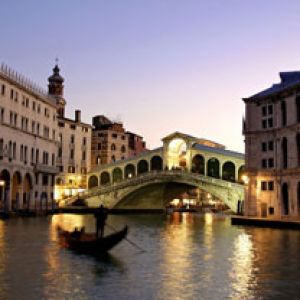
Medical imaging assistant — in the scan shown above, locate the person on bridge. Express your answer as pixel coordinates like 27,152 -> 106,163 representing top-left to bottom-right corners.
94,204 -> 108,239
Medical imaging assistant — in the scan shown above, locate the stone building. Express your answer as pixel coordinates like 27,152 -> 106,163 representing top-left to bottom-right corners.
0,64 -> 59,211
243,71 -> 300,218
91,115 -> 146,169
0,63 -> 92,211
48,65 -> 92,201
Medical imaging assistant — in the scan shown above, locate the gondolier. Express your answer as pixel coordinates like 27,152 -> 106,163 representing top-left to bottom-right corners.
94,204 -> 108,239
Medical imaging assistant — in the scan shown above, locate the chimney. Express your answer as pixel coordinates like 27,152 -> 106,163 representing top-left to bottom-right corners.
75,110 -> 81,123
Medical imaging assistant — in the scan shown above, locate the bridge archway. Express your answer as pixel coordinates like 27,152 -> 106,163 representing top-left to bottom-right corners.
100,172 -> 110,185
125,164 -> 136,178
192,154 -> 205,175
167,138 -> 187,169
88,175 -> 98,189
137,160 -> 149,175
151,156 -> 163,171
112,168 -> 123,183
222,161 -> 235,182
238,165 -> 245,183
207,158 -> 220,178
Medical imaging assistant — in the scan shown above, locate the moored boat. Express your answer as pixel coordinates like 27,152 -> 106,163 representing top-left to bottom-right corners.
57,225 -> 128,254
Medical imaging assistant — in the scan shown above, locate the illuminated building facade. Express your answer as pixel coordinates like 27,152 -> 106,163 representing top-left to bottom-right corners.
243,71 -> 300,218
0,63 -> 92,211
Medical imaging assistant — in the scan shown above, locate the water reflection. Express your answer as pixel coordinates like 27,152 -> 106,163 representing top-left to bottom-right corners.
1,214 -> 300,299
229,232 -> 257,299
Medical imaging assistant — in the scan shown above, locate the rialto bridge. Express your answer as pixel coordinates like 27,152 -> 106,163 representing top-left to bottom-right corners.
82,132 -> 245,212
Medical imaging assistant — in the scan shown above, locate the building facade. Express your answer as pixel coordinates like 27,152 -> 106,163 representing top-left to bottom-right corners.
0,63 -> 92,211
91,115 -> 146,169
243,71 -> 300,218
0,64 -> 59,211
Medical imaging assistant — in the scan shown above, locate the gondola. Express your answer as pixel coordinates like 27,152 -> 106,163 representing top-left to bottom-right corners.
57,225 -> 128,255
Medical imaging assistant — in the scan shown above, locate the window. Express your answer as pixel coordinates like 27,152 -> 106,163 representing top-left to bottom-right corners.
70,149 -> 74,159
0,107 -> 4,123
111,144 -> 116,151
32,121 -> 35,134
121,145 -> 126,153
268,158 -> 274,168
83,137 -> 86,145
262,119 -> 267,129
98,143 -> 101,150
282,137 -> 288,169
1,84 -> 5,96
268,105 -> 273,115
268,181 -> 274,191
112,133 -> 118,138
268,141 -> 274,151
262,142 -> 267,152
281,101 -> 287,126
42,175 -> 48,186
70,135 -> 75,144
296,96 -> 300,122
10,89 -> 13,100
261,181 -> 267,191
82,151 -> 86,161
262,159 -> 267,168
268,118 -> 273,128
262,106 -> 267,116
32,101 -> 36,111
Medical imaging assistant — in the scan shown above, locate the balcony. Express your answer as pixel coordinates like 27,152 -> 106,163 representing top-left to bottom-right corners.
34,163 -> 59,174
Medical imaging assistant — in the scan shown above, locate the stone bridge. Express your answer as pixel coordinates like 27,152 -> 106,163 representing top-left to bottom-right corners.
81,170 -> 244,212
78,132 -> 245,212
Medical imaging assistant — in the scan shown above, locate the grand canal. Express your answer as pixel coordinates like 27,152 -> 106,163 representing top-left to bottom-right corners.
0,213 -> 300,299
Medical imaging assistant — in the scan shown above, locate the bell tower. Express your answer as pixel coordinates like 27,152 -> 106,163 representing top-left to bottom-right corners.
48,60 -> 66,117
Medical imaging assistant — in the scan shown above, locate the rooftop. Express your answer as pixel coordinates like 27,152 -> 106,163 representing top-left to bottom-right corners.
245,71 -> 300,101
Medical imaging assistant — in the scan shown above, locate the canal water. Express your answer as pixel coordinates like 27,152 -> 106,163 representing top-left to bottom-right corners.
0,213 -> 300,300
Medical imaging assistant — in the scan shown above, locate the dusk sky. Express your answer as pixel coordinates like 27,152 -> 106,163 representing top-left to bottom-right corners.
1,1 -> 300,152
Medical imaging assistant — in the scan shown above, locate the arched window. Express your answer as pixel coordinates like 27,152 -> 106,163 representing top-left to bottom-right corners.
191,155 -> 205,175
207,158 -> 220,178
121,145 -> 126,153
222,161 -> 236,182
137,160 -> 149,175
151,156 -> 163,171
111,144 -> 116,151
296,96 -> 300,122
281,100 -> 287,126
282,137 -> 288,169
112,168 -> 123,183
238,165 -> 245,183
298,182 -> 300,215
100,172 -> 110,185
282,183 -> 289,215
297,134 -> 300,166
88,175 -> 98,189
97,143 -> 101,150
125,164 -> 135,178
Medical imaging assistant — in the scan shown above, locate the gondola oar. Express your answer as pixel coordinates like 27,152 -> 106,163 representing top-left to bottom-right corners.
106,223 -> 146,253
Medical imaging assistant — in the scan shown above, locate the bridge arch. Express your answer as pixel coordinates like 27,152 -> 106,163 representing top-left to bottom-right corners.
137,159 -> 149,175
151,156 -> 163,171
112,168 -> 123,183
191,154 -> 205,175
207,158 -> 220,178
238,165 -> 245,183
222,161 -> 235,182
125,164 -> 136,178
100,171 -> 110,185
88,175 -> 98,189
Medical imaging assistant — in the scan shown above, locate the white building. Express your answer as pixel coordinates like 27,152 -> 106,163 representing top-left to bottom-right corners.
244,71 -> 300,218
0,63 -> 92,212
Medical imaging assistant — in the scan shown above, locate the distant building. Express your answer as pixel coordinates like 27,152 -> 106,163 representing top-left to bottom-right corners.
243,71 -> 300,218
91,115 -> 147,169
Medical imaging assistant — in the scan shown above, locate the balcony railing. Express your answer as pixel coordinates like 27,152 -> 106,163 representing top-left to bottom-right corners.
34,163 -> 59,174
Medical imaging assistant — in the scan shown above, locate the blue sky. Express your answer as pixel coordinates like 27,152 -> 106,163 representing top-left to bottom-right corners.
1,1 -> 300,151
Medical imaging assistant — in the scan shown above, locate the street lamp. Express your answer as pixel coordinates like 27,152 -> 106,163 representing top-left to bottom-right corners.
0,180 -> 5,187
241,174 -> 249,185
